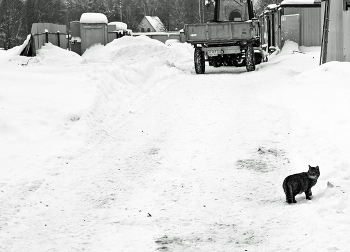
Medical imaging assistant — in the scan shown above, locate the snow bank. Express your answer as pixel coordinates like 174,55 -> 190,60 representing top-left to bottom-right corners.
82,35 -> 166,62
78,37 -> 193,146
253,42 -> 350,250
0,35 -> 31,64
35,43 -> 83,66
279,40 -> 299,54
82,35 -> 193,70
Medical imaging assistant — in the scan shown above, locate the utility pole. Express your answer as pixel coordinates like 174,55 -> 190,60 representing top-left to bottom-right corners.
119,0 -> 123,22
199,0 -> 201,22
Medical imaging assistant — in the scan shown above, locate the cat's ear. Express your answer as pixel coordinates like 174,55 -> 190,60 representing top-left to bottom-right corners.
316,166 -> 319,169
309,165 -> 311,168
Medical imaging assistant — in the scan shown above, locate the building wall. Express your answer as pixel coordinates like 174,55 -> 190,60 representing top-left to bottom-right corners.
284,7 -> 321,47
343,5 -> 350,61
321,1 -> 344,62
274,10 -> 281,48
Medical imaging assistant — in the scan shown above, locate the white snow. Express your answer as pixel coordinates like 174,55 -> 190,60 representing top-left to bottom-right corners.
281,0 -> 316,5
108,22 -> 127,31
0,37 -> 350,251
80,13 -> 108,24
266,3 -> 278,9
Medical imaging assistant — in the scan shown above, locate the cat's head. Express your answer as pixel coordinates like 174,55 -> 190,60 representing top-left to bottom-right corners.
307,165 -> 320,179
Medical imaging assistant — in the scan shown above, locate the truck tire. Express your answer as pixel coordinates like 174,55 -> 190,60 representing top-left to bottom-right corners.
194,48 -> 205,74
245,44 -> 255,72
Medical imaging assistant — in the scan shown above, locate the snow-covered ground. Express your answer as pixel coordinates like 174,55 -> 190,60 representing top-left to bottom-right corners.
0,37 -> 349,251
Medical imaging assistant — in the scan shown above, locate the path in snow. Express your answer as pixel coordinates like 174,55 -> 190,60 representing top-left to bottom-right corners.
1,63 -> 330,252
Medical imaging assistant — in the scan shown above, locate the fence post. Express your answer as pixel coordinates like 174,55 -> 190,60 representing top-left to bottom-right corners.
57,31 -> 60,47
45,30 -> 49,43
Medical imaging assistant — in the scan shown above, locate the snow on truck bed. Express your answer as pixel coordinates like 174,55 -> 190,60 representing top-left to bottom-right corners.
0,38 -> 350,251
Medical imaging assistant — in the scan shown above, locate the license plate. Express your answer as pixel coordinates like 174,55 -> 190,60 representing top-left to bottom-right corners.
207,50 -> 219,57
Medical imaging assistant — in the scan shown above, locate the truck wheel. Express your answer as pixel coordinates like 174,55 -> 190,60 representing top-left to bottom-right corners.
245,44 -> 255,72
194,48 -> 205,74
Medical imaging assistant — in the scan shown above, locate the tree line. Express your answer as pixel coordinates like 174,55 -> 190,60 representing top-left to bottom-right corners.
0,0 -> 281,49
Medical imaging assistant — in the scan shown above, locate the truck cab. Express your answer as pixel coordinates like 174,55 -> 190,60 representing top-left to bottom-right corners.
214,0 -> 254,22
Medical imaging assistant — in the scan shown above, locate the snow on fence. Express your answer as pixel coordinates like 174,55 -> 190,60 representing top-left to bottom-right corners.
21,23 -> 68,56
31,23 -> 67,51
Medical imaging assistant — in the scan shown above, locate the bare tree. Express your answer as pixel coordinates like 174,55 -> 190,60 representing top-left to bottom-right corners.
0,0 -> 24,49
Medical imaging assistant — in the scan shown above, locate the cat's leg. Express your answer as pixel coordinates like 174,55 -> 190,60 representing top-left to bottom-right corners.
286,184 -> 297,203
305,188 -> 312,200
286,196 -> 296,204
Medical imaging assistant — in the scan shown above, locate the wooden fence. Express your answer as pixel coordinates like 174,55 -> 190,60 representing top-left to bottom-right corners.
21,23 -> 68,57
33,23 -> 67,51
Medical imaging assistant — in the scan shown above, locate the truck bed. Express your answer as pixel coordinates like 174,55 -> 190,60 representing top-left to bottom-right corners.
184,21 -> 259,44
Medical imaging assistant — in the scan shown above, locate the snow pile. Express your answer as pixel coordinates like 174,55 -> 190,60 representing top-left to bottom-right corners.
0,35 -> 31,64
279,40 -> 299,54
35,43 -> 83,66
82,35 -> 193,71
0,36 -> 191,180
82,35 -> 167,63
78,37 -> 193,146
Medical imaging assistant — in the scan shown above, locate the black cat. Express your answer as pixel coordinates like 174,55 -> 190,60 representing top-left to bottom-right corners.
282,165 -> 320,204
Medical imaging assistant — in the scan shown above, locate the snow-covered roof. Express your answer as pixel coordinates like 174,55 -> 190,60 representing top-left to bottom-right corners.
280,0 -> 321,6
145,16 -> 167,32
108,22 -> 127,31
80,13 -> 108,24
266,4 -> 278,10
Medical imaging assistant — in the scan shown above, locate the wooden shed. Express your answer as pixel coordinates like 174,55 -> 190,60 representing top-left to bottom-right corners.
320,0 -> 350,63
137,16 -> 167,33
280,0 -> 321,47
260,4 -> 281,51
260,0 -> 321,51
79,13 -> 108,54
